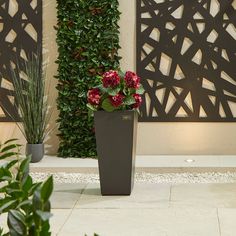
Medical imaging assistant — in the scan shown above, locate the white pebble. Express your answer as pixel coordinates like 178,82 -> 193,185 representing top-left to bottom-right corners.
30,172 -> 236,184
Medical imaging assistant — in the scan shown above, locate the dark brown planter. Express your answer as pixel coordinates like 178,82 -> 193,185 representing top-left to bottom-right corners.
94,110 -> 138,196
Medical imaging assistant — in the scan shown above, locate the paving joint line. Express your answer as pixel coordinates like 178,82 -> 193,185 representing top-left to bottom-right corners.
216,208 -> 222,236
56,183 -> 89,235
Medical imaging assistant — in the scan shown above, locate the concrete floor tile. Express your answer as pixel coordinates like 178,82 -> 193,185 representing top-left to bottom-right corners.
75,183 -> 170,209
218,208 -> 236,236
59,208 -> 220,236
171,183 -> 236,208
50,209 -> 71,236
51,183 -> 87,209
219,156 -> 236,167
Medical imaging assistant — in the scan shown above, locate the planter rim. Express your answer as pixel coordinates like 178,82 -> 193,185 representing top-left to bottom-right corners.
95,110 -> 137,114
26,143 -> 44,145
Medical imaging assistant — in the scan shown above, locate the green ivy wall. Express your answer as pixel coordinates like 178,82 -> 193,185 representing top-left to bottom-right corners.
56,0 -> 121,157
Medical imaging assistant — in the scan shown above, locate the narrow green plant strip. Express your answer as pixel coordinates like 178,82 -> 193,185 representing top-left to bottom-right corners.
56,0 -> 121,157
11,54 -> 50,144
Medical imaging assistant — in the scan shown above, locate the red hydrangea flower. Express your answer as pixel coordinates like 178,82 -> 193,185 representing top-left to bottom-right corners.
133,94 -> 142,108
124,71 -> 140,89
87,88 -> 101,105
102,70 -> 120,88
109,93 -> 125,107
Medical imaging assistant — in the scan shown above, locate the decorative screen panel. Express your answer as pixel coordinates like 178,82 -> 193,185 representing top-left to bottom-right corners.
137,0 -> 236,122
0,0 -> 42,122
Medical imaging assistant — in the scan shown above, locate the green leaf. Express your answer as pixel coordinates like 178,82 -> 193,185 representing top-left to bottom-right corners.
101,98 -> 115,112
118,70 -> 125,78
124,96 -> 135,105
8,210 -> 26,235
16,157 -> 30,182
1,144 -> 20,153
0,152 -> 17,160
3,139 -> 18,145
0,168 -> 12,182
33,189 -> 42,210
95,84 -> 107,93
6,189 -> 24,199
136,84 -> 145,95
40,176 -> 53,203
29,182 -> 41,195
22,175 -> 33,193
3,160 -> 18,170
0,200 -> 17,214
20,157 -> 30,173
107,87 -> 120,96
86,103 -> 97,112
36,210 -> 53,221
16,200 -> 31,210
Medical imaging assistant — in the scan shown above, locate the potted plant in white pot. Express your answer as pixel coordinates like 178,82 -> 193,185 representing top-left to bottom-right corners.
11,53 -> 51,163
87,70 -> 144,195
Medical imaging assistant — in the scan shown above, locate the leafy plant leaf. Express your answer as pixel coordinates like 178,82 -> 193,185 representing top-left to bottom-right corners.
5,160 -> 18,169
101,98 -> 115,112
36,210 -> 53,221
3,139 -> 18,145
40,176 -> 53,203
136,84 -> 145,95
107,87 -> 120,96
0,152 -> 17,160
86,104 -> 97,112
1,144 -> 20,153
124,96 -> 135,105
7,210 -> 26,235
0,200 -> 17,214
0,168 -> 12,182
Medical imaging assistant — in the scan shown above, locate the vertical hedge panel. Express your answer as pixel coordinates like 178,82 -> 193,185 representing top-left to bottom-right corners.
56,0 -> 121,157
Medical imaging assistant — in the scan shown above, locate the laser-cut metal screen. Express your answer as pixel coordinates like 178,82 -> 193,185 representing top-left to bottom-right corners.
137,0 -> 236,122
0,0 -> 42,122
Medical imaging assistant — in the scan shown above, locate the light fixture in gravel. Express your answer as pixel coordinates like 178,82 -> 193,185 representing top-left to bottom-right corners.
185,159 -> 195,163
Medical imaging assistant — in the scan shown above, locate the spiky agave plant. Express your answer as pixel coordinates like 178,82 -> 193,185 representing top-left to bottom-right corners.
11,53 -> 51,144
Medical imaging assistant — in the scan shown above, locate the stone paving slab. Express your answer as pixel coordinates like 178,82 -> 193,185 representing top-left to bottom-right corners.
2,183 -> 236,235
218,208 -> 236,236
51,183 -> 87,209
59,208 -> 220,236
50,209 -> 71,236
170,183 -> 236,208
75,183 -> 171,209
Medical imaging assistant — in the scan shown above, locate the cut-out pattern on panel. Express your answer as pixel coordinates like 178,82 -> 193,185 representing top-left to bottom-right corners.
137,0 -> 236,122
0,0 -> 42,122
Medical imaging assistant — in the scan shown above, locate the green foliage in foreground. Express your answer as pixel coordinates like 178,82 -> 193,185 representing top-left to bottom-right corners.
0,139 -> 53,236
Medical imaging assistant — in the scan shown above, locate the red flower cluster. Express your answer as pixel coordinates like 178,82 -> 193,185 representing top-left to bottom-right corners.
124,71 -> 140,89
133,94 -> 142,108
87,88 -> 101,105
102,70 -> 120,88
87,70 -> 144,112
109,93 -> 125,107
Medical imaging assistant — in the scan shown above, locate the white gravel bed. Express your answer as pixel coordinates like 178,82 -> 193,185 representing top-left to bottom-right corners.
30,172 -> 236,184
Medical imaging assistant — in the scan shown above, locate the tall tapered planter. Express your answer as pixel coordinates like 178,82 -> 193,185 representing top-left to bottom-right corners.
94,110 -> 138,196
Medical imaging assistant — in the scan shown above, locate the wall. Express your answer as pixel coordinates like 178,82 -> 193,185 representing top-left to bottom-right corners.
0,0 -> 59,154
1,0 -> 236,155
119,0 -> 236,155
